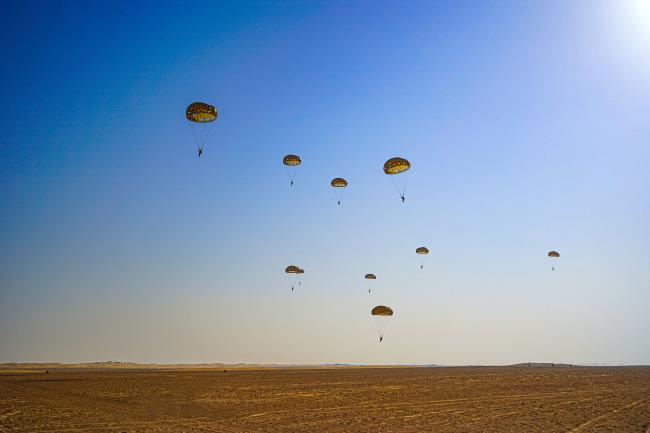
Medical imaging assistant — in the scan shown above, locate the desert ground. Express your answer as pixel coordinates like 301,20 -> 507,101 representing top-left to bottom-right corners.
1,365 -> 649,432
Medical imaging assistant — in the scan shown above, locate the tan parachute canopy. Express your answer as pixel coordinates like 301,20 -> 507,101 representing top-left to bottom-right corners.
371,305 -> 393,316
297,268 -> 305,274
186,102 -> 217,123
383,157 -> 411,175
285,265 -> 300,274
365,273 -> 376,280
548,251 -> 560,258
283,154 -> 301,166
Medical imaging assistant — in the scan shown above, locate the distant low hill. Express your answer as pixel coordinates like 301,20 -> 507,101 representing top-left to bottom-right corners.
511,362 -> 575,368
0,362 -> 423,371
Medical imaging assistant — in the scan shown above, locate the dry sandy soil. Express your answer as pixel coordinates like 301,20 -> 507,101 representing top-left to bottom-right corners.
1,366 -> 649,432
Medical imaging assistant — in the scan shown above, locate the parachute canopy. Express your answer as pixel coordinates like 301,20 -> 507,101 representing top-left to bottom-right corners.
548,251 -> 560,258
371,305 -> 393,316
416,247 -> 429,255
365,273 -> 376,280
283,154 -> 301,166
186,102 -> 217,123
383,157 -> 411,175
285,265 -> 300,274
297,268 -> 305,274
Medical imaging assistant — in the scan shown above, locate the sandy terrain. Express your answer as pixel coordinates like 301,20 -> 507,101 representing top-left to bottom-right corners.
1,366 -> 649,432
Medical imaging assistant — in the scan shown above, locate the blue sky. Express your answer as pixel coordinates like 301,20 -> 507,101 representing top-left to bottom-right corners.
1,0 -> 649,365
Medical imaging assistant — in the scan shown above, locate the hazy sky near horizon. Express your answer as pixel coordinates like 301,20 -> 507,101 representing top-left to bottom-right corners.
1,0 -> 649,365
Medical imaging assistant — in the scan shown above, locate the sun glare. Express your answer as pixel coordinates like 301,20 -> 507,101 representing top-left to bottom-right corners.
597,0 -> 650,80
618,0 -> 650,46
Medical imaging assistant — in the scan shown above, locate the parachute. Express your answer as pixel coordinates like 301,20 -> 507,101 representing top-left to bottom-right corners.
282,154 -> 302,186
548,251 -> 560,271
331,177 -> 348,205
371,305 -> 393,316
416,246 -> 429,269
297,268 -> 305,286
285,265 -> 300,291
364,273 -> 376,293
383,157 -> 411,202
371,305 -> 394,342
186,102 -> 217,157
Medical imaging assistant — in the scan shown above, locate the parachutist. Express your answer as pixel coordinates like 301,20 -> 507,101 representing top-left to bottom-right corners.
365,274 -> 376,293
384,157 -> 410,203
338,201 -> 341,205
331,178 -> 348,205
283,155 -> 302,186
548,251 -> 560,271
416,247 -> 429,269
285,265 -> 303,291
372,306 -> 393,344
187,102 -> 216,158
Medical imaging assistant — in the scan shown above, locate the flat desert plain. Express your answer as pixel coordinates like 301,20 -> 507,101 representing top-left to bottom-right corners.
1,366 -> 649,432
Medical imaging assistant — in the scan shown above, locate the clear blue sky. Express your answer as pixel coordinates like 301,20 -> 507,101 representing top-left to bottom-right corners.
1,0 -> 649,365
